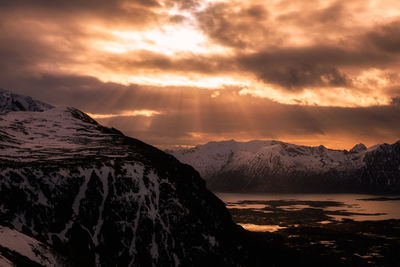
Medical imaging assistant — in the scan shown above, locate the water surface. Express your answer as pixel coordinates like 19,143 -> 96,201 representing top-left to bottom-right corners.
217,193 -> 400,231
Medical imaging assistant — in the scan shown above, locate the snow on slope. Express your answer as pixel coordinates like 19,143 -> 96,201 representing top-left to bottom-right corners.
167,140 -> 370,179
0,106 -> 127,161
0,88 -> 53,113
0,226 -> 63,266
0,255 -> 12,267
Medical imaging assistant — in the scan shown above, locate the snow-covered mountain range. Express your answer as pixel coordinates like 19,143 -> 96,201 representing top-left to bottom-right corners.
167,140 -> 400,193
0,89 -> 245,266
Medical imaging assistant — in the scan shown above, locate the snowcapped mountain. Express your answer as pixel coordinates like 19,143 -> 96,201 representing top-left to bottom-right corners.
168,140 -> 367,178
0,90 -> 245,266
167,140 -> 400,193
0,88 -> 53,112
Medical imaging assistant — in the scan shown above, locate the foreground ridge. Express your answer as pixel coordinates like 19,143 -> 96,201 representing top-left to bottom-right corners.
0,90 -> 244,266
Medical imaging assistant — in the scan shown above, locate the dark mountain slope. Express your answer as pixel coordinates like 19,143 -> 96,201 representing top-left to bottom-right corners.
0,91 -> 245,266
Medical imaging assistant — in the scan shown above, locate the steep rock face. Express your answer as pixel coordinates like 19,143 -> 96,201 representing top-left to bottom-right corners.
0,94 -> 243,266
168,140 -> 400,193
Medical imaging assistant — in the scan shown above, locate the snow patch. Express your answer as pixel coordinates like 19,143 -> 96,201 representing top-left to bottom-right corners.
0,254 -> 13,267
0,226 -> 59,266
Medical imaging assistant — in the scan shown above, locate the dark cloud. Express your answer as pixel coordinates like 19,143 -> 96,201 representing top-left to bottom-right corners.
366,20 -> 400,53
236,40 -> 400,90
241,61 -> 349,90
99,50 -> 236,75
166,0 -> 201,10
0,0 -> 161,12
240,45 -> 387,67
196,2 -> 271,48
237,47 -> 356,90
0,0 -> 161,30
277,1 -> 347,29
168,15 -> 188,24
0,19 -> 87,76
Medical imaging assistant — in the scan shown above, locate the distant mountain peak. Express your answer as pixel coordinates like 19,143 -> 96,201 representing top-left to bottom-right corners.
350,143 -> 367,153
0,88 -> 53,113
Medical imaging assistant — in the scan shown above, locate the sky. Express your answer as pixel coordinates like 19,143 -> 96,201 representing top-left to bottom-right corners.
0,0 -> 400,149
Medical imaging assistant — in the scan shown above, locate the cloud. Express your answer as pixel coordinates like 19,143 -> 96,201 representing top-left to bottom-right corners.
1,0 -> 400,148
194,0 -> 400,92
0,19 -> 87,77
239,58 -> 349,90
100,94 -> 400,148
98,50 -> 236,75
196,2 -> 271,49
87,109 -> 161,118
391,97 -> 400,106
1,0 -> 399,95
276,1 -> 348,30
2,73 -> 400,149
166,0 -> 201,10
0,0 -> 161,20
366,20 -> 400,53
0,74 -> 230,114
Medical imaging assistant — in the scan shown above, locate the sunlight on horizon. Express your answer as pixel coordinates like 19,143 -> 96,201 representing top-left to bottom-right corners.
87,109 -> 161,119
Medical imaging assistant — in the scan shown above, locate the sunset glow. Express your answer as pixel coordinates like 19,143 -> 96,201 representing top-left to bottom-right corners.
1,0 -> 399,148
87,109 -> 161,119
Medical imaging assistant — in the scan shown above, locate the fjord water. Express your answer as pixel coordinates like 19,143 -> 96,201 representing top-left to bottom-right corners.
218,192 -> 400,266
217,193 -> 400,226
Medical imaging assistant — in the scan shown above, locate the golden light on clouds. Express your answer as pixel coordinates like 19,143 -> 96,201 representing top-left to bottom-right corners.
110,26 -> 229,55
63,0 -> 400,108
88,71 -> 246,88
87,109 -> 161,119
239,83 -> 390,107
1,0 -> 400,148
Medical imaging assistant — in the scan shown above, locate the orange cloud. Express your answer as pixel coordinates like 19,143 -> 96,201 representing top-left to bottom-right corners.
1,0 -> 400,148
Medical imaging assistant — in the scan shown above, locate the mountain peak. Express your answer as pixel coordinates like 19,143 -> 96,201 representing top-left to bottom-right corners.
0,88 -> 53,113
350,143 -> 367,153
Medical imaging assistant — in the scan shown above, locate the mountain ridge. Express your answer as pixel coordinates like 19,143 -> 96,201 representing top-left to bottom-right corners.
167,139 -> 400,193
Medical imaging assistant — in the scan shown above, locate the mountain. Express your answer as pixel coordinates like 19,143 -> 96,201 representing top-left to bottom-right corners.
167,140 -> 400,193
0,90 -> 245,266
0,88 -> 53,112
